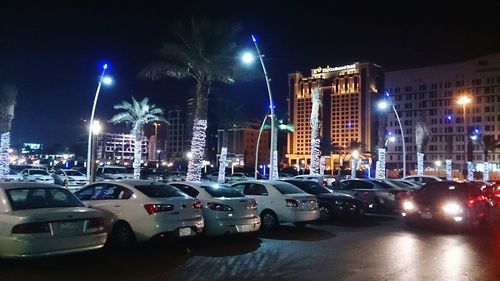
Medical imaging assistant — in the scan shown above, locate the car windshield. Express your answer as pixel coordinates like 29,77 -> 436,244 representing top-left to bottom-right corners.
273,182 -> 306,194
201,184 -> 244,198
30,170 -> 49,175
6,188 -> 84,210
135,184 -> 189,198
65,170 -> 83,176
105,168 -> 128,174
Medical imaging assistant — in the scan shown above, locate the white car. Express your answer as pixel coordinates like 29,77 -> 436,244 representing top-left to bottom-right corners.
230,180 -> 320,229
293,175 -> 338,188
74,180 -> 204,247
96,165 -> 134,180
4,170 -> 23,182
227,173 -> 251,182
0,183 -> 107,258
53,169 -> 88,189
21,169 -> 55,184
170,181 -> 261,235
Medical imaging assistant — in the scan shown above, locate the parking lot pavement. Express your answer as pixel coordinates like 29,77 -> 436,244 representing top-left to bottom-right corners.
0,210 -> 499,281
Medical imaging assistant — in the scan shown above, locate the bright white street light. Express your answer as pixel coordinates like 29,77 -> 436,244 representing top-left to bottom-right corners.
388,136 -> 396,143
435,160 -> 442,167
102,76 -> 113,85
91,120 -> 101,135
186,151 -> 193,159
352,150 -> 360,159
377,101 -> 389,110
241,51 -> 255,64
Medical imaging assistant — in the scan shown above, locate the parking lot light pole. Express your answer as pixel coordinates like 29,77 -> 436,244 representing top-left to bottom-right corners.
457,95 -> 471,178
86,64 -> 113,181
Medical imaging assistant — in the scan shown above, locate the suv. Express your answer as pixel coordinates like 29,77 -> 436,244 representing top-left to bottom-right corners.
96,165 -> 134,180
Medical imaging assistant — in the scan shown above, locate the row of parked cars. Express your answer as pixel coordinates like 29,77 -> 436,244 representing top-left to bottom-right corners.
0,171 -> 497,258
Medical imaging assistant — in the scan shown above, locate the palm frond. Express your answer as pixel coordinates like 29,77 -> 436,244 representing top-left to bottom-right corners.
110,112 -> 133,124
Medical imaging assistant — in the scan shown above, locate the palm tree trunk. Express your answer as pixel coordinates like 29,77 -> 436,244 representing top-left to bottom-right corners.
133,129 -> 142,179
309,87 -> 321,175
0,108 -> 14,179
186,81 -> 210,182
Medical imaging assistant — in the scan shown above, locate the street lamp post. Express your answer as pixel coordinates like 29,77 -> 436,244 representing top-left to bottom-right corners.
255,110 -> 270,179
457,95 -> 471,179
244,35 -> 276,180
86,64 -> 112,181
153,123 -> 160,162
90,120 -> 101,183
378,92 -> 406,178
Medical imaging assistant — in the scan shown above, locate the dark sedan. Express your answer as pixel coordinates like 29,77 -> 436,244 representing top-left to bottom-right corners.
402,182 -> 490,229
283,179 -> 365,221
333,179 -> 412,213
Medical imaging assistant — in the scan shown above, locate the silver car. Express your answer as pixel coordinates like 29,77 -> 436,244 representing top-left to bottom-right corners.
170,181 -> 261,235
0,183 -> 107,258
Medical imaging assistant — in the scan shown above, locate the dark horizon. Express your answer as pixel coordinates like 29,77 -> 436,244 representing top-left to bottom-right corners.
2,1 -> 500,148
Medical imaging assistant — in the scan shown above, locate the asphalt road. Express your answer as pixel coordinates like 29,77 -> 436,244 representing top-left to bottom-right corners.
1,209 -> 499,281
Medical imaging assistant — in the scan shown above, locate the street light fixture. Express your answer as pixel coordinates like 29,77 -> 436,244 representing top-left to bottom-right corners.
86,63 -> 113,182
377,91 -> 406,178
242,35 -> 277,180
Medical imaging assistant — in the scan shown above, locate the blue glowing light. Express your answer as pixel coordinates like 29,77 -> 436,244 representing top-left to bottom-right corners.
103,63 -> 108,70
251,35 -> 256,43
347,121 -> 352,127
385,90 -> 390,97
447,115 -> 452,120
474,129 -> 480,134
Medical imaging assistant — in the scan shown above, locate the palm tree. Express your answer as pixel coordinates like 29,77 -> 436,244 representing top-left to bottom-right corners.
110,97 -> 166,179
140,18 -> 243,182
0,84 -> 17,178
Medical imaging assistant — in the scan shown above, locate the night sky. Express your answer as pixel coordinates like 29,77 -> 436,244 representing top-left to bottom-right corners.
2,1 -> 500,148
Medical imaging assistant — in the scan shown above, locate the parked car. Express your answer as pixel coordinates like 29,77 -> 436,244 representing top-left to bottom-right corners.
283,179 -> 365,221
0,182 -> 107,258
140,168 -> 165,181
334,179 -> 411,213
52,169 -> 88,189
469,181 -> 496,207
74,180 -> 204,247
4,170 -> 24,182
227,173 -> 251,183
170,181 -> 261,235
21,169 -> 55,184
163,171 -> 186,182
230,180 -> 320,229
96,165 -> 134,180
402,182 -> 490,229
293,174 -> 338,188
380,179 -> 421,190
402,175 -> 443,186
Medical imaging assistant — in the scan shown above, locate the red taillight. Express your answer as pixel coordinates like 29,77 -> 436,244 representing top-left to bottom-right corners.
193,201 -> 203,210
12,222 -> 51,234
286,199 -> 299,207
144,204 -> 174,215
88,217 -> 104,228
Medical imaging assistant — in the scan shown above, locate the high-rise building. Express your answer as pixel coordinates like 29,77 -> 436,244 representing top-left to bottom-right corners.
96,133 -> 149,163
165,108 -> 188,162
217,125 -> 270,169
287,63 -> 384,171
384,53 -> 500,174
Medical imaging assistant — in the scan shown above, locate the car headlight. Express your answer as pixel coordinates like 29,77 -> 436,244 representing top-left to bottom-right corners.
403,201 -> 415,211
442,202 -> 462,215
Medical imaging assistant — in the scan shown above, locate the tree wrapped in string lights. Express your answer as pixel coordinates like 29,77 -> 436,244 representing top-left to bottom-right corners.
415,119 -> 430,176
309,86 -> 321,175
0,84 -> 16,179
218,147 -> 228,183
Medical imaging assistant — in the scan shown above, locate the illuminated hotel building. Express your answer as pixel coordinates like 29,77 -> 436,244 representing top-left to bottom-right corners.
287,63 -> 384,170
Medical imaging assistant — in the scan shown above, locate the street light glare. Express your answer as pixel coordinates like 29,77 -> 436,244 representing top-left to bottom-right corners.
102,63 -> 108,70
352,150 -> 360,159
102,76 -> 113,85
388,136 -> 396,143
377,101 -> 389,110
241,52 -> 255,64
457,96 -> 471,105
251,35 -> 257,43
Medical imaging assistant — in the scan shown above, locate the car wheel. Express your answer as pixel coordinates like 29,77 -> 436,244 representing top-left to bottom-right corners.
260,210 -> 278,230
319,204 -> 332,221
111,221 -> 136,248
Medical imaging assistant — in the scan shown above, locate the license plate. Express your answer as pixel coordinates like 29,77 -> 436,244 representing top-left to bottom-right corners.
239,225 -> 252,232
421,212 -> 432,219
179,227 -> 193,237
60,222 -> 77,233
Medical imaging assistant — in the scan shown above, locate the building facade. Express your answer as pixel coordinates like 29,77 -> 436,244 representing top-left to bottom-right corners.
384,53 -> 500,174
217,126 -> 270,169
96,133 -> 149,164
165,108 -> 188,162
287,62 -> 384,171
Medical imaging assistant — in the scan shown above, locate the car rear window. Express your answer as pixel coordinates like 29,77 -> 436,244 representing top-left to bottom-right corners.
30,170 -> 49,175
65,170 -> 83,176
201,184 -> 244,198
273,182 -> 306,194
6,188 -> 84,210
418,183 -> 466,196
135,184 -> 189,198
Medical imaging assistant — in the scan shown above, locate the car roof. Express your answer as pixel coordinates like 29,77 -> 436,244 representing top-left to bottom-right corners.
92,179 -> 161,186
0,182 -> 64,190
